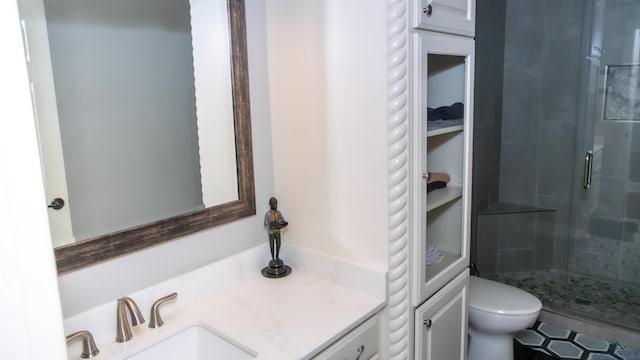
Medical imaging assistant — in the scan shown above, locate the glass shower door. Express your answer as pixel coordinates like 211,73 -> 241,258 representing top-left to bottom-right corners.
570,0 -> 640,331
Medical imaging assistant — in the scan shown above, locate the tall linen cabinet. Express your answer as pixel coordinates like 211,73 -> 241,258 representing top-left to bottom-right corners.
409,1 -> 475,359
263,1 -> 475,358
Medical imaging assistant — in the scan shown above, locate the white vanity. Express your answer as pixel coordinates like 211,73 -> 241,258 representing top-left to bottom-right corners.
63,245 -> 386,360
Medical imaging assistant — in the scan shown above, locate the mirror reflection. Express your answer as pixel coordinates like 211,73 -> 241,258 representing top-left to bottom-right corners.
30,0 -> 240,247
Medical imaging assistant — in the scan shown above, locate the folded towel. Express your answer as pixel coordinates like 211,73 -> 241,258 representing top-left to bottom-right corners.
427,172 -> 450,184
427,181 -> 447,193
426,245 -> 443,266
427,102 -> 464,121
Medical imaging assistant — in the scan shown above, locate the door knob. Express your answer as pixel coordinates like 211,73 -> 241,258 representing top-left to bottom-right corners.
424,4 -> 433,16
48,197 -> 65,210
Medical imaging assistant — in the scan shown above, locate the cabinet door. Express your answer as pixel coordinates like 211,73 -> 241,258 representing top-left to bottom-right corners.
411,31 -> 474,306
415,271 -> 469,360
413,0 -> 475,37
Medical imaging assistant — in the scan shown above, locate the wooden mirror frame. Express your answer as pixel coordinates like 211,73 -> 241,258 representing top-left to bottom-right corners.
54,0 -> 255,274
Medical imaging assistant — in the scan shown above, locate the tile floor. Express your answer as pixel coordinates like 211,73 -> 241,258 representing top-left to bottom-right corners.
515,321 -> 640,360
515,342 -> 557,360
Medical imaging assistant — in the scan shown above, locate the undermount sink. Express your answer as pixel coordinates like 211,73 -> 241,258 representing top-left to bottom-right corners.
126,324 -> 255,360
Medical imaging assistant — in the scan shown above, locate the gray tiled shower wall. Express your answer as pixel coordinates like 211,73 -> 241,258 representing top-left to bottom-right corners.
497,0 -> 583,274
476,211 -> 556,274
472,0 -> 584,273
470,0 -> 506,263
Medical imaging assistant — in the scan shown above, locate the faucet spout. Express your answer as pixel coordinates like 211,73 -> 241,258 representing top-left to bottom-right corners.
116,296 -> 145,343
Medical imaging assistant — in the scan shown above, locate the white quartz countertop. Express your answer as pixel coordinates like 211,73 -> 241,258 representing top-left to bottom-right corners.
64,245 -> 387,360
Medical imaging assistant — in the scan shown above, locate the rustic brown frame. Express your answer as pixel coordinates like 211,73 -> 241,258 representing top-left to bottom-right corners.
55,0 -> 255,274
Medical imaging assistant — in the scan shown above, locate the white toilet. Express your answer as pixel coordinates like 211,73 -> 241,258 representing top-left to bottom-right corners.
468,276 -> 542,360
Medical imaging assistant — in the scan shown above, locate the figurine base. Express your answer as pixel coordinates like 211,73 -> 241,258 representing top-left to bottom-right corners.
261,259 -> 292,278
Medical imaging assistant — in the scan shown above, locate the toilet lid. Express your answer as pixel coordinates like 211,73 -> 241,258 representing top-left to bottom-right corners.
469,276 -> 542,316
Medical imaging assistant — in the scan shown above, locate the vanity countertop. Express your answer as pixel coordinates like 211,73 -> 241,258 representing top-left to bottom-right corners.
64,245 -> 387,359
108,272 -> 384,359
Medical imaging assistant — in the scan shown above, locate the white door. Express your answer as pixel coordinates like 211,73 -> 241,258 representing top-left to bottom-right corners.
415,271 -> 469,360
17,0 -> 75,246
412,30 -> 474,305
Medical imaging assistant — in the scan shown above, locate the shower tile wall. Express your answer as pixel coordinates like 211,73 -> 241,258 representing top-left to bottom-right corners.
477,211 -> 555,274
471,0 -> 506,260
498,0 -> 585,272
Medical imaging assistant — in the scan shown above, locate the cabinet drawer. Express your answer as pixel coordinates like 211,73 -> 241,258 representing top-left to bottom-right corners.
313,315 -> 378,360
413,0 -> 475,37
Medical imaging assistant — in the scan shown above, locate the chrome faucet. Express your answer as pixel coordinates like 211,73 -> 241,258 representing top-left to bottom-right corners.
66,330 -> 99,358
115,297 -> 145,342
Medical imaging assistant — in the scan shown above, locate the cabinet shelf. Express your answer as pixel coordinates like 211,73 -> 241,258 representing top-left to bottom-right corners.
426,185 -> 462,212
425,249 -> 459,278
427,123 -> 463,137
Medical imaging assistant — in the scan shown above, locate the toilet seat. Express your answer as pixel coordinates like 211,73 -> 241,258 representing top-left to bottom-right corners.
469,276 -> 542,316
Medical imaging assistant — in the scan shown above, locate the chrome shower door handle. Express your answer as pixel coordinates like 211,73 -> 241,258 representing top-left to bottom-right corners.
583,150 -> 593,189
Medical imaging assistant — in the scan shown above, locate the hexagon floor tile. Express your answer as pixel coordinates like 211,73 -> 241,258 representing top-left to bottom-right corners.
518,329 -> 546,347
575,333 -> 611,351
538,323 -> 572,339
515,321 -> 640,360
547,340 -> 584,359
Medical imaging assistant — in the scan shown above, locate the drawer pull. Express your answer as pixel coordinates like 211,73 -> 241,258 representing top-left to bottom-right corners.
343,345 -> 365,360
424,4 -> 433,16
424,319 -> 432,328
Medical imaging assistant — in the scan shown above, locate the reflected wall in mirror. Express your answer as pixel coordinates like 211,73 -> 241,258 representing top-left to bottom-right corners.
20,0 -> 255,273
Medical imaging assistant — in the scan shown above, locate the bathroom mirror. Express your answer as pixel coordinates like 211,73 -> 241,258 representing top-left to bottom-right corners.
23,0 -> 255,273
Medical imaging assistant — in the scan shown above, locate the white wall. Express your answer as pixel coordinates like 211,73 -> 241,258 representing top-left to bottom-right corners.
265,0 -> 389,271
57,0 -> 275,317
0,0 -> 66,357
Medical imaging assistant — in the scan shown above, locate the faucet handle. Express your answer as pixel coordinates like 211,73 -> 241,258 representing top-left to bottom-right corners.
66,330 -> 100,358
149,292 -> 178,328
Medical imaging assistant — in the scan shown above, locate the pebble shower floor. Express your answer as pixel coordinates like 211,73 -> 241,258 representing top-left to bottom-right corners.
485,270 -> 640,331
